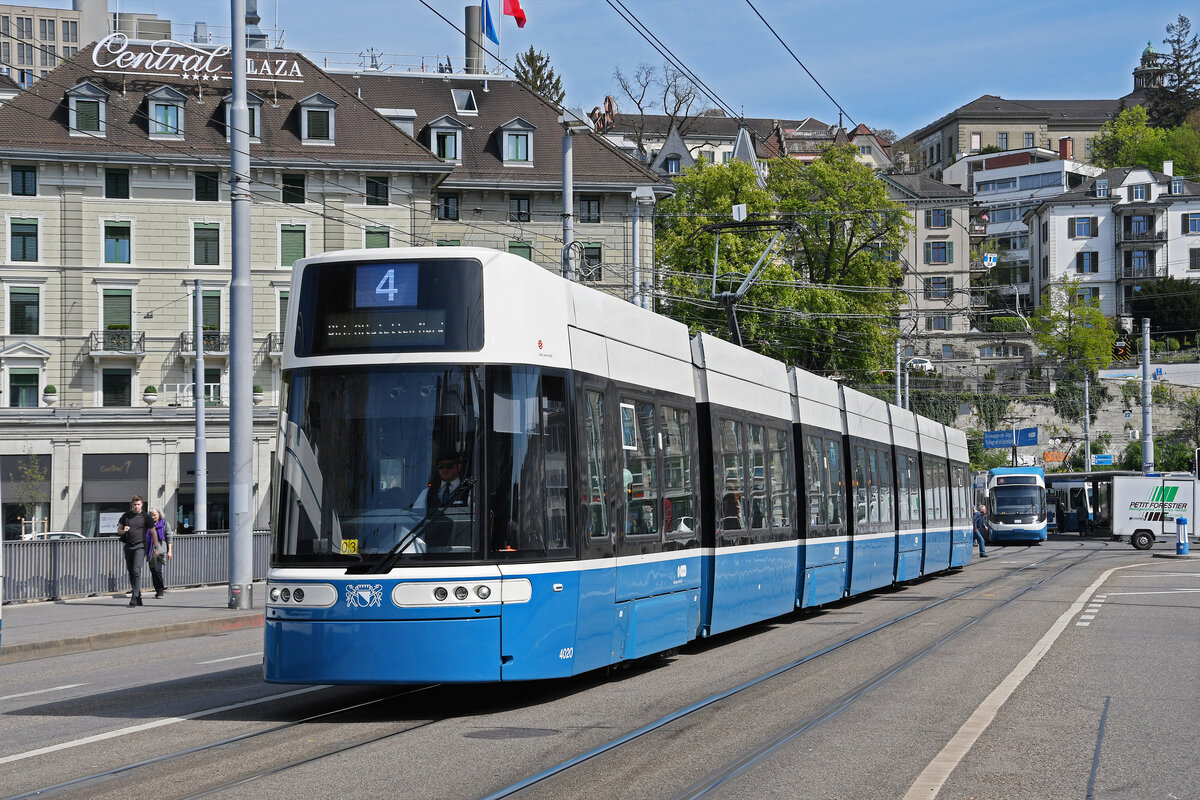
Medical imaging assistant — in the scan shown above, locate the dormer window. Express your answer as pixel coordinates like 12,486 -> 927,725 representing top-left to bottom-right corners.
427,115 -> 465,163
1095,179 -> 1109,198
1131,184 -> 1148,201
146,86 -> 186,139
451,88 -> 477,115
499,117 -> 536,166
1172,178 -> 1184,195
665,157 -> 680,174
298,92 -> 337,144
66,80 -> 107,136
223,91 -> 263,141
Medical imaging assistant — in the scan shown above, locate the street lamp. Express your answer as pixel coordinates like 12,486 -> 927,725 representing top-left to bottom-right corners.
558,108 -> 591,282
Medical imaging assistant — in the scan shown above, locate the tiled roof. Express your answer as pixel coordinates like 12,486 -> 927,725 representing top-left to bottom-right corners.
610,112 -> 809,141
1039,167 -> 1200,206
884,174 -> 972,201
908,94 -> 1124,141
336,73 -> 664,188
0,42 -> 446,170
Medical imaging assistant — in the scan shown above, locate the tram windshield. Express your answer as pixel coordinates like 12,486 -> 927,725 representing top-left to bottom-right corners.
273,366 -> 481,565
991,486 -> 1045,518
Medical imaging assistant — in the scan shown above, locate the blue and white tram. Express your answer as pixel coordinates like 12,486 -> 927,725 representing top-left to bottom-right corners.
264,247 -> 973,685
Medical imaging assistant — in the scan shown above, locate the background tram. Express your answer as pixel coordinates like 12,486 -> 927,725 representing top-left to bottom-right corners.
264,247 -> 973,685
985,466 -> 1048,543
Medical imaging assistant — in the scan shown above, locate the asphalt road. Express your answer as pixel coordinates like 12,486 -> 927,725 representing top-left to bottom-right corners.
1,537 -> 1196,800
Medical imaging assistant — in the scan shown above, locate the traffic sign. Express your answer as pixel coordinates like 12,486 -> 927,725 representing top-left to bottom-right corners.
1092,454 -> 1114,466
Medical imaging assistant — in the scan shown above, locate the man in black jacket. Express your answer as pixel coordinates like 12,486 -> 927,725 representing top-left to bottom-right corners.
117,496 -> 152,606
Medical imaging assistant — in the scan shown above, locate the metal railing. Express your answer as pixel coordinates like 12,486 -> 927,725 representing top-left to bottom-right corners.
179,331 -> 230,353
267,331 -> 284,355
1115,229 -> 1166,245
1118,264 -> 1165,280
89,329 -> 146,353
2,532 -> 270,603
162,382 -> 223,406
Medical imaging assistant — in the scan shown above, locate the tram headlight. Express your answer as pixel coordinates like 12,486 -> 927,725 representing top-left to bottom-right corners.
280,588 -> 291,602
475,585 -> 491,600
433,586 -> 448,601
292,588 -> 305,603
269,587 -> 281,602
454,586 -> 469,600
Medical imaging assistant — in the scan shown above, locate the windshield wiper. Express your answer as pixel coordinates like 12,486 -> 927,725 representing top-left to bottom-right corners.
369,478 -> 476,574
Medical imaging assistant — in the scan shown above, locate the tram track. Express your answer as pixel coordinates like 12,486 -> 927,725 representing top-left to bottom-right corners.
482,540 -> 1113,800
5,542 -> 1111,800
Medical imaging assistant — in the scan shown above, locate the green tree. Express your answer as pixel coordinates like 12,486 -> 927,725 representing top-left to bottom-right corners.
655,148 -> 910,376
1091,106 -> 1168,168
1032,277 -> 1117,377
8,448 -> 48,535
1127,278 -> 1200,340
1148,16 -> 1200,128
514,46 -> 565,106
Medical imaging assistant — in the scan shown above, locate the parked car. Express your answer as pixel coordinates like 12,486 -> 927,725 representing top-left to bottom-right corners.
20,531 -> 86,541
907,357 -> 935,372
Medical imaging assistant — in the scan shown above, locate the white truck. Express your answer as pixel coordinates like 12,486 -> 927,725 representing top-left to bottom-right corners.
1109,473 -> 1197,550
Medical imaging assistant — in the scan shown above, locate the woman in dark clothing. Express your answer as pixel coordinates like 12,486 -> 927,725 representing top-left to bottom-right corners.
147,508 -> 172,599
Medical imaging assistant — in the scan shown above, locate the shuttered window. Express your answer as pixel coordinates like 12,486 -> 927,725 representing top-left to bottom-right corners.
11,218 -> 37,261
104,168 -> 129,199
201,290 -> 221,329
280,225 -> 305,266
365,176 -> 388,206
102,288 -> 131,329
365,226 -> 389,249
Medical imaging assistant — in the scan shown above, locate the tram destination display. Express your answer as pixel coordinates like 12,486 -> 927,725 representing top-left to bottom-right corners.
296,258 -> 483,355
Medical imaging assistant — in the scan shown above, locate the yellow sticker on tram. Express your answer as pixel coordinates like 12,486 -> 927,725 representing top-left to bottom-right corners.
340,539 -> 359,555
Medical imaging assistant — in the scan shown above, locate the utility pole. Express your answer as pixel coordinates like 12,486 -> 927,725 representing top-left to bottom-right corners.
227,0 -> 253,609
193,280 -> 207,534
1142,317 -> 1154,472
1083,371 -> 1090,474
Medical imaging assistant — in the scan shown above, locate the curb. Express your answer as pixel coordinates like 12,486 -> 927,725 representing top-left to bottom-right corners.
1151,552 -> 1198,560
0,612 -> 264,666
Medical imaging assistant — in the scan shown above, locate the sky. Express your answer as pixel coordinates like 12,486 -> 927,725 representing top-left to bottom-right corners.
62,0 -> 1194,138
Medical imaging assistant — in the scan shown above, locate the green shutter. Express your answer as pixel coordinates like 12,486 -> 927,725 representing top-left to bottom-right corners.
103,289 -> 131,329
1067,217 -> 1076,239
923,241 -> 931,264
307,109 -> 329,139
923,210 -> 931,228
945,209 -> 953,227
365,227 -> 389,249
1090,217 -> 1098,237
280,225 -> 306,266
947,242 -> 954,264
194,223 -> 219,265
76,99 -> 99,131
278,291 -> 289,332
947,277 -> 954,294
202,290 -> 221,329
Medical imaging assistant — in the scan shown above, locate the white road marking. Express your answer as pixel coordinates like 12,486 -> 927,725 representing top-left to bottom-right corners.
0,684 -> 88,701
1079,615 -> 1096,620
903,562 -> 1145,799
0,685 -> 326,766
1075,621 -> 1091,627
198,652 -> 261,665
1104,589 -> 1200,596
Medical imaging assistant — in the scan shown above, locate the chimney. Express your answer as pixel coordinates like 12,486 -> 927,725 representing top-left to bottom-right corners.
1058,137 -> 1073,161
465,6 -> 484,75
1164,159 -> 1174,177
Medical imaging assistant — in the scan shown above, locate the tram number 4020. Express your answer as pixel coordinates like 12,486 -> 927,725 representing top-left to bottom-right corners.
558,647 -> 574,660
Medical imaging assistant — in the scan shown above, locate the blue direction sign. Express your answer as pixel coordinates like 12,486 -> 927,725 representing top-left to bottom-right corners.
983,430 -> 1013,449
983,427 -> 1038,449
1092,454 -> 1114,466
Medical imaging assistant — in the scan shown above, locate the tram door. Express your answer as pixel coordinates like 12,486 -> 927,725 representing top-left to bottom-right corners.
571,386 -> 617,672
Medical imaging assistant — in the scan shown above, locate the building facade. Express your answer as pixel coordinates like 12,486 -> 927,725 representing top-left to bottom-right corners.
1028,165 -> 1200,318
0,35 -> 665,539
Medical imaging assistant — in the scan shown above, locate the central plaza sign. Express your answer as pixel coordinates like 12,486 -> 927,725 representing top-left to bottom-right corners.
91,32 -> 304,82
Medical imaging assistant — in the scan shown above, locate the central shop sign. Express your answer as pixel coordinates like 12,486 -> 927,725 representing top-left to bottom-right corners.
91,32 -> 304,82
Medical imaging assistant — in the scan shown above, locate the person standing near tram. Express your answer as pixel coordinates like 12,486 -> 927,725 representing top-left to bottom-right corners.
117,496 -> 153,606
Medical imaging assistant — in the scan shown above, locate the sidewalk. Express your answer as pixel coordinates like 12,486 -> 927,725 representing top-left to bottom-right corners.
0,583 -> 265,666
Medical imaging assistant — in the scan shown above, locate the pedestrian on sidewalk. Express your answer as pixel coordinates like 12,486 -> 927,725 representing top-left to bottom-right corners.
972,503 -> 989,558
146,508 -> 172,599
117,495 -> 152,606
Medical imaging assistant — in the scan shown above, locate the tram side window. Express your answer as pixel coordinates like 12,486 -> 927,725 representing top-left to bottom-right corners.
805,434 -> 823,528
854,445 -> 869,525
769,428 -> 788,528
952,465 -> 968,522
909,456 -> 922,521
622,400 -> 659,536
879,450 -> 893,525
867,448 -> 881,525
940,462 -> 951,523
827,438 -> 843,526
719,419 -> 746,530
661,405 -> 695,537
583,390 -> 608,538
488,369 -> 572,556
896,456 -> 909,523
749,424 -> 767,529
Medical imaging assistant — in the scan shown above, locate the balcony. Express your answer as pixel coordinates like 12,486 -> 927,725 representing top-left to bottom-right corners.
970,258 -> 988,272
89,329 -> 146,357
179,331 -> 230,356
970,289 -> 989,308
968,222 -> 987,238
1115,229 -> 1166,246
267,331 -> 284,358
1118,264 -> 1165,280
162,382 -> 223,407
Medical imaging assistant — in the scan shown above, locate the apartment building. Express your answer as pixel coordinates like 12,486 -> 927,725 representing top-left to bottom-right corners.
1027,164 -> 1200,318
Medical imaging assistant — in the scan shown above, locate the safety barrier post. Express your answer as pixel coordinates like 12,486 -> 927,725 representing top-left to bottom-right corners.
1177,516 -> 1189,556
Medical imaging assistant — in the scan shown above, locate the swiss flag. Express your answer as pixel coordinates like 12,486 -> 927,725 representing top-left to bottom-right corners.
504,0 -> 526,28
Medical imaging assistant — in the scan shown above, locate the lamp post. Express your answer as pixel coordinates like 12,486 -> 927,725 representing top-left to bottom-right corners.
558,108 -> 591,282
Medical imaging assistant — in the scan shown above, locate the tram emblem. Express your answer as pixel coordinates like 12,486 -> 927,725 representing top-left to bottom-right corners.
345,583 -> 384,608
